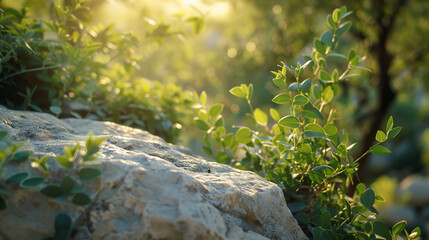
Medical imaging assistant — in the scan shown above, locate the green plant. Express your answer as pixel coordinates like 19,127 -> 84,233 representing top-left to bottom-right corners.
0,1 -> 198,143
0,130 -> 105,239
193,6 -> 420,240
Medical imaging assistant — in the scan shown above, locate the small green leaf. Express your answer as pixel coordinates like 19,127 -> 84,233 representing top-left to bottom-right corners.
410,227 -> 421,239
287,202 -> 306,213
272,93 -> 291,104
373,220 -> 392,240
324,123 -> 337,136
247,83 -> 253,100
54,213 -> 72,240
392,220 -> 407,238
321,86 -> 334,104
229,87 -> 246,98
13,150 -> 33,161
308,170 -> 325,184
41,185 -> 63,198
278,116 -> 300,128
85,135 -> 104,157
50,106 -> 62,115
336,21 -> 351,36
300,79 -> 312,93
293,94 -> 309,106
56,156 -> 73,169
365,222 -> 373,234
376,130 -> 387,142
304,123 -> 325,138
72,193 -> 91,206
236,127 -> 252,144
78,168 -> 101,180
223,133 -> 234,148
386,116 -> 394,132
355,183 -> 366,196
194,118 -> 210,131
321,30 -> 333,46
326,14 -> 336,29
332,8 -> 340,23
200,91 -> 207,105
315,39 -> 326,54
270,108 -> 280,122
388,127 -> 402,139
60,176 -> 75,195
303,104 -> 323,119
209,104 -> 224,118
361,188 -> 376,208
6,172 -> 29,184
254,108 -> 268,125
20,177 -> 44,188
273,78 -> 287,88
370,145 -> 391,155
320,71 -> 332,81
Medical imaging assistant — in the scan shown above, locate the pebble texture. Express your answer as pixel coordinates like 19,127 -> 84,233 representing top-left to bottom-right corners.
0,106 -> 308,240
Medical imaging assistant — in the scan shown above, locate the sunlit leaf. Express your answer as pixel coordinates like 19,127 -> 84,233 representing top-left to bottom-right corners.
236,127 -> 252,144
254,108 -> 268,125
278,116 -> 300,128
272,93 -> 291,104
370,145 -> 391,155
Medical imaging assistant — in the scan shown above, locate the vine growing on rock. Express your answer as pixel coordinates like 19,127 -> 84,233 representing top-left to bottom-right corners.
192,6 -> 421,240
0,131 -> 104,239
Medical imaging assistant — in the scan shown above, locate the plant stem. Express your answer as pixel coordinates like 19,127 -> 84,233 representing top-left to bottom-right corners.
0,65 -> 60,83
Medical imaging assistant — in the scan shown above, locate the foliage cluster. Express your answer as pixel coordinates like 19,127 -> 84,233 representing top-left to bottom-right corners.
0,1 -> 196,142
193,7 -> 420,239
0,130 -> 104,239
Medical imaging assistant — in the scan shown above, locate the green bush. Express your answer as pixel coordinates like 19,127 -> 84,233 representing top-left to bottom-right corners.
193,6 -> 420,240
0,2 -> 196,143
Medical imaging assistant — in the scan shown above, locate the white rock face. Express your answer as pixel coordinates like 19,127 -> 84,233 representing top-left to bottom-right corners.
0,106 -> 308,240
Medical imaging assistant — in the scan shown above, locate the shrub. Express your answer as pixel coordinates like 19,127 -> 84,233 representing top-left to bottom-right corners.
0,2 -> 196,143
193,6 -> 420,240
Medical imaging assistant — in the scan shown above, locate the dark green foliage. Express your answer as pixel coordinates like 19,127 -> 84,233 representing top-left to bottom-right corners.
193,6 -> 419,239
0,2 -> 197,143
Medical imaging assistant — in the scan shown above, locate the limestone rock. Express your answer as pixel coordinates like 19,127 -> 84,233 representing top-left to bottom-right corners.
0,106 -> 307,240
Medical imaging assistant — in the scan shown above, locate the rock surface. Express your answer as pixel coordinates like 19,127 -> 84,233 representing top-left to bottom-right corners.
0,106 -> 307,240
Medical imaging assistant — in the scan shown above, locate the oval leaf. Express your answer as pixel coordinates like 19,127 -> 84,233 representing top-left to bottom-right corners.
278,116 -> 300,128
293,94 -> 309,106
361,188 -> 376,208
20,176 -> 44,188
6,172 -> 29,184
370,145 -> 391,155
272,93 -> 291,104
236,127 -> 252,144
194,118 -> 210,131
72,193 -> 91,206
60,176 -> 75,195
254,108 -> 268,125
376,130 -> 387,142
209,104 -> 224,118
54,213 -> 72,240
78,168 -> 101,180
229,87 -> 246,98
41,185 -> 63,198
13,150 -> 33,161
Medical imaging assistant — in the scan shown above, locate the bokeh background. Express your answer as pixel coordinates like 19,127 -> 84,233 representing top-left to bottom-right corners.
1,0 -> 429,235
